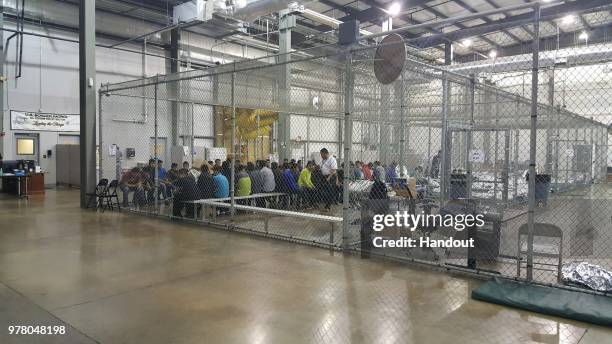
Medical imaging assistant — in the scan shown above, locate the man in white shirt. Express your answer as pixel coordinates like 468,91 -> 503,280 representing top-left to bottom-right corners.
260,160 -> 276,193
320,148 -> 337,211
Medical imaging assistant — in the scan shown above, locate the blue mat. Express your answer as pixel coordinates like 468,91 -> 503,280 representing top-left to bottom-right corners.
472,278 -> 612,327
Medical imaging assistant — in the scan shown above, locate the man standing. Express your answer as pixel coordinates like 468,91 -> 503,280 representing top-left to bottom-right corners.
430,150 -> 441,178
319,148 -> 337,211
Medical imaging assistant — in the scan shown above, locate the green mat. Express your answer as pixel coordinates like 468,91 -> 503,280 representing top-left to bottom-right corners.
471,278 -> 612,327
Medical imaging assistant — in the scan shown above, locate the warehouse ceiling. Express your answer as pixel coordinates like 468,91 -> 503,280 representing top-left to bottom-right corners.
59,0 -> 612,63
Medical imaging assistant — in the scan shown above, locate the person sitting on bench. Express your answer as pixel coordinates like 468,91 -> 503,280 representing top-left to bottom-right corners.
249,161 -> 265,207
173,168 -> 198,218
120,167 -> 148,207
235,164 -> 252,205
282,163 -> 299,208
212,165 -> 230,198
298,161 -> 317,209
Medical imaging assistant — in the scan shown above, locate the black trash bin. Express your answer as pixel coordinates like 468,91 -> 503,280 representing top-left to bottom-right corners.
449,173 -> 468,199
526,173 -> 551,207
440,200 -> 502,270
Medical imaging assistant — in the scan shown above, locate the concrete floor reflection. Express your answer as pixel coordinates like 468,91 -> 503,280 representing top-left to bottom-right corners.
0,189 -> 609,344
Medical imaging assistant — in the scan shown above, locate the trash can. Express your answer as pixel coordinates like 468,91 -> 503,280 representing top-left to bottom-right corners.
449,173 -> 468,199
527,173 -> 551,207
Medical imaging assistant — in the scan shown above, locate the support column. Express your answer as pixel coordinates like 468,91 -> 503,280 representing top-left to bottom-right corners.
526,4 -> 541,281
483,80 -> 493,164
342,52 -> 354,249
0,6 -> 4,158
396,75 -> 405,176
170,28 -> 181,147
79,0 -> 97,208
439,43 -> 453,202
466,75 -> 476,199
545,69 -> 555,173
444,42 -> 452,65
276,10 -> 295,161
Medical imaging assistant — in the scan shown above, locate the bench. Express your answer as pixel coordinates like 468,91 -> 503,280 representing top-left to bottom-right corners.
199,200 -> 342,244
190,192 -> 285,204
185,193 -> 287,218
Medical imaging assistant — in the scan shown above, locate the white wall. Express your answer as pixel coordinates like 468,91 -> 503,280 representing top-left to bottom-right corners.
1,24 -> 166,185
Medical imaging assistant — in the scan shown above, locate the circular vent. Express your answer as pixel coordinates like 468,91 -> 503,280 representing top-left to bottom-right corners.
374,33 -> 406,85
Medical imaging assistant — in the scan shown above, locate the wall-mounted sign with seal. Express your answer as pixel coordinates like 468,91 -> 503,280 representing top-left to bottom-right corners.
10,110 -> 80,132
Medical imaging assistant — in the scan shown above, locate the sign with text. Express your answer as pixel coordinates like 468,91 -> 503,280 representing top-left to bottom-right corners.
469,149 -> 485,163
10,110 -> 79,132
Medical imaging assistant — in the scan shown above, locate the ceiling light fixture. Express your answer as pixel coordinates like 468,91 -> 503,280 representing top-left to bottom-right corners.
388,2 -> 401,16
461,39 -> 472,47
561,15 -> 575,25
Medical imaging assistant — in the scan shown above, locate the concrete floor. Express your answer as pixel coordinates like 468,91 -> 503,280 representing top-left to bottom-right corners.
0,189 -> 610,344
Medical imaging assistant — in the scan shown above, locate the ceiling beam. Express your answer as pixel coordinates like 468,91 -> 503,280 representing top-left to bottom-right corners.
453,0 -> 523,44
410,0 -> 612,49
482,0 -> 534,38
424,5 -> 501,50
454,22 -> 612,63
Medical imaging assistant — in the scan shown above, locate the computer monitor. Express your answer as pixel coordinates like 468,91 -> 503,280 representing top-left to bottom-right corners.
1,160 -> 20,173
0,160 -> 35,173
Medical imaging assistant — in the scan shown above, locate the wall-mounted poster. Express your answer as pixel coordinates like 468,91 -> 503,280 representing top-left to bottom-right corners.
10,110 -> 80,132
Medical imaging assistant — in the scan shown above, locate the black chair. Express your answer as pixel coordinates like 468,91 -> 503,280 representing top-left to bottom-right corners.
86,179 -> 109,210
102,180 -> 121,212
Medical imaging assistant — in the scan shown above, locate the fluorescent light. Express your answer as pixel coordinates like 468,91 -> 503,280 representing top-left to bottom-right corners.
561,15 -> 575,25
388,2 -> 401,16
489,50 -> 497,58
461,39 -> 472,47
579,31 -> 588,40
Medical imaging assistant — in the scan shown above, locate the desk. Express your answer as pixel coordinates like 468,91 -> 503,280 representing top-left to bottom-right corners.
1,173 -> 45,198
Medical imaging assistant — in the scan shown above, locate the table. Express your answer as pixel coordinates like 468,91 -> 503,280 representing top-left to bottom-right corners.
0,173 -> 45,198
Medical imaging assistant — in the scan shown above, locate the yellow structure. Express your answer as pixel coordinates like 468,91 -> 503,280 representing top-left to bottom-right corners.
215,106 -> 278,162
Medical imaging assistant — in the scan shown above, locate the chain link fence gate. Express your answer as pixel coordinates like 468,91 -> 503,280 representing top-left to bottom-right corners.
98,3 -> 612,308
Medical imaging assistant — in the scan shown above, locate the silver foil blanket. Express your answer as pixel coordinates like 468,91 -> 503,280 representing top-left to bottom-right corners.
561,261 -> 612,292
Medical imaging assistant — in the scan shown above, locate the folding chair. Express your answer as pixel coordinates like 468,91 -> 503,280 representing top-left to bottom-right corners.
102,180 -> 121,212
517,223 -> 563,283
85,179 -> 109,210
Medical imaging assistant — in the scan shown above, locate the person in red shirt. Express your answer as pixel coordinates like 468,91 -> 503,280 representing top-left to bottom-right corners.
362,162 -> 373,181
120,167 -> 149,207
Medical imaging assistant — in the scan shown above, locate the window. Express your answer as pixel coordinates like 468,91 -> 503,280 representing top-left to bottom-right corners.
16,138 -> 34,155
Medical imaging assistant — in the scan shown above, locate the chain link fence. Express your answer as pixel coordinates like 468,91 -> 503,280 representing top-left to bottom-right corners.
98,5 -> 612,299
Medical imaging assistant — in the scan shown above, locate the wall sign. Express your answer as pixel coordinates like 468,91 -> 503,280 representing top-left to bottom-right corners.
469,149 -> 485,163
10,110 -> 79,132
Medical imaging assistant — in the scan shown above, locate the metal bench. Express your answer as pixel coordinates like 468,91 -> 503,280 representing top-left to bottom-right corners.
191,192 -> 285,204
200,200 -> 342,244
184,193 -> 286,219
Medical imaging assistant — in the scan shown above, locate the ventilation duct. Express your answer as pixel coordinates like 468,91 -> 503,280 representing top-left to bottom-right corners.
174,0 -> 302,24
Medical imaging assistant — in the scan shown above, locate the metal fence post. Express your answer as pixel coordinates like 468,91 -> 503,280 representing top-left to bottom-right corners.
526,4 -> 541,281
230,67 -> 236,221
466,76 -> 475,199
154,76 -> 159,212
398,75 -> 406,176
191,102 -> 195,166
98,91 -> 103,181
342,52 -> 354,250
440,75 -> 450,203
